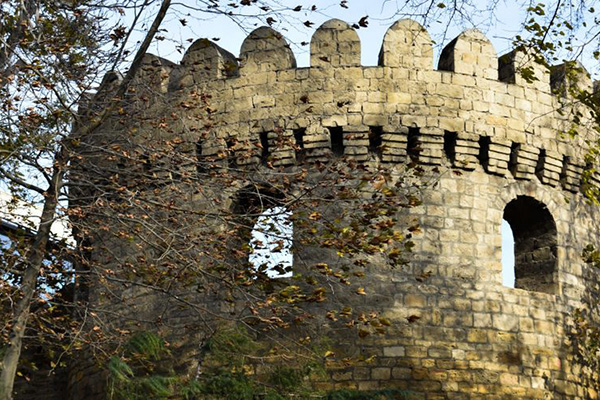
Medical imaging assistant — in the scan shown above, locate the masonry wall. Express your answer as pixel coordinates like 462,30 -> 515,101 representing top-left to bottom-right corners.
65,17 -> 600,400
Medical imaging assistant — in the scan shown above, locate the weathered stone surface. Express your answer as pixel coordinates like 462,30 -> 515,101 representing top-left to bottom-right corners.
66,18 -> 600,400
438,29 -> 498,80
378,19 -> 433,70
311,19 -> 361,67
239,26 -> 296,73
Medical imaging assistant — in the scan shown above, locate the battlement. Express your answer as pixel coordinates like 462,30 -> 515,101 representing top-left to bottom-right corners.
105,18 -> 600,196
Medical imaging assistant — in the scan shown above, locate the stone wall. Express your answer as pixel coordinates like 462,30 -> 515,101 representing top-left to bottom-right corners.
65,17 -> 600,400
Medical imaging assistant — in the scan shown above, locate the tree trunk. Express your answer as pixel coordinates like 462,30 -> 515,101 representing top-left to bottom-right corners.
0,1 -> 172,397
0,151 -> 65,400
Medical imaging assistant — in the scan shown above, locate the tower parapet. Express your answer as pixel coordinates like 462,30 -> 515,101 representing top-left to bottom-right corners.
118,17 -> 599,191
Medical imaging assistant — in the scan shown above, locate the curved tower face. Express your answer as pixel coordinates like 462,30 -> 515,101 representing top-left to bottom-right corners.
70,19 -> 600,399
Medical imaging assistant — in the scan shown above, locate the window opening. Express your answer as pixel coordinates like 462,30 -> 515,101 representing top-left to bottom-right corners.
368,126 -> 383,159
330,127 -> 344,157
503,196 -> 557,293
226,139 -> 236,168
501,219 -> 515,288
260,131 -> 270,165
293,128 -> 306,162
508,142 -> 520,177
535,149 -> 546,182
443,131 -> 457,164
196,142 -> 206,174
407,127 -> 421,163
249,206 -> 293,278
559,155 -> 570,188
478,136 -> 490,171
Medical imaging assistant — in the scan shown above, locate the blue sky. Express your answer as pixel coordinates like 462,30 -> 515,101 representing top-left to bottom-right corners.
151,1 -> 528,68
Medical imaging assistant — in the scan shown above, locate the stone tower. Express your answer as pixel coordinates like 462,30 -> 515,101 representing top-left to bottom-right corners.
68,18 -> 600,399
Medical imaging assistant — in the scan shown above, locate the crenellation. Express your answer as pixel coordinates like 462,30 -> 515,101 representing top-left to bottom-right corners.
169,39 -> 238,92
551,60 -> 594,96
378,19 -> 433,70
239,26 -> 296,73
498,50 -> 551,93
128,53 -> 174,104
438,29 -> 498,80
310,19 -> 361,68
135,16 -> 592,197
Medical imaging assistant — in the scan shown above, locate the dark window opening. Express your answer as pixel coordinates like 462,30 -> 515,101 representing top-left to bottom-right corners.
535,149 -> 546,182
559,155 -> 570,187
368,126 -> 383,159
407,127 -> 421,163
443,131 -> 457,164
478,136 -> 491,171
330,127 -> 344,157
196,142 -> 206,174
503,196 -> 557,294
233,184 -> 283,215
260,131 -> 270,165
293,128 -> 306,162
226,139 -> 236,168
508,142 -> 520,177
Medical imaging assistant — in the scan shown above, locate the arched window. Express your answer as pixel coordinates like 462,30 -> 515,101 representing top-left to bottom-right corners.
503,196 -> 557,294
232,185 -> 292,279
249,206 -> 293,278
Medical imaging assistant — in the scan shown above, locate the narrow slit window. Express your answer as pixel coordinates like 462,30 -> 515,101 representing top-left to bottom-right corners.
478,136 -> 491,171
443,131 -> 457,164
407,127 -> 421,163
508,142 -> 520,177
196,142 -> 206,174
249,206 -> 293,279
226,139 -> 236,168
559,155 -> 570,187
368,126 -> 383,159
535,149 -> 546,182
503,196 -> 557,294
293,128 -> 306,162
260,131 -> 270,165
330,127 -> 344,157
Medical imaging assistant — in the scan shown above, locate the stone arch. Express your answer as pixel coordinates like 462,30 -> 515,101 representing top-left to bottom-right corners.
232,183 -> 284,215
503,195 -> 557,294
